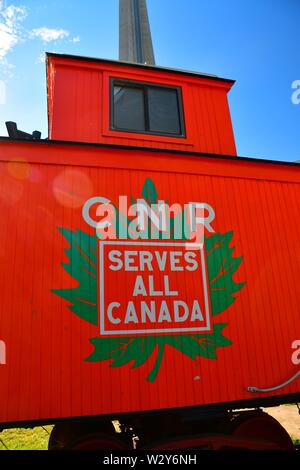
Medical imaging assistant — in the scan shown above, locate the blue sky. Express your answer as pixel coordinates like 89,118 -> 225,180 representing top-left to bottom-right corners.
0,0 -> 299,161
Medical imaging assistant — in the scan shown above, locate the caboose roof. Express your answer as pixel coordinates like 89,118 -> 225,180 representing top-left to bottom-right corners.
46,52 -> 235,85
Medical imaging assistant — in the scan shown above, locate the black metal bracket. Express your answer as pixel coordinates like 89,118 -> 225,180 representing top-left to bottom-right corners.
5,121 -> 41,140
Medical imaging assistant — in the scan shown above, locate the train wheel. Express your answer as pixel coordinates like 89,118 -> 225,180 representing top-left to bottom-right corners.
48,422 -> 131,450
69,433 -> 128,450
230,411 -> 294,450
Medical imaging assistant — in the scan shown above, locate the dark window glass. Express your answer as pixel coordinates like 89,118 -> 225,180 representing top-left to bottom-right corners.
113,86 -> 145,131
148,87 -> 181,134
111,80 -> 185,137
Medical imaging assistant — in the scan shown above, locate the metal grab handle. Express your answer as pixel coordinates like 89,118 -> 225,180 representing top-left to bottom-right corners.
247,370 -> 300,393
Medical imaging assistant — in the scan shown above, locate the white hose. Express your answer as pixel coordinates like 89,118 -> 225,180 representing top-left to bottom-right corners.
247,370 -> 300,393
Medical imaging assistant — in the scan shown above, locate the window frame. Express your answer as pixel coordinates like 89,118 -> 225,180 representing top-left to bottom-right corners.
110,78 -> 186,138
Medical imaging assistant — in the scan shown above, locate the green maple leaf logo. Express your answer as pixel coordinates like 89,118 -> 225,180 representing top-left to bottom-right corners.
53,179 -> 245,381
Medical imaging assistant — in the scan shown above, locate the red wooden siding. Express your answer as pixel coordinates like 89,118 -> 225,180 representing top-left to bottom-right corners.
0,139 -> 299,425
47,54 -> 237,156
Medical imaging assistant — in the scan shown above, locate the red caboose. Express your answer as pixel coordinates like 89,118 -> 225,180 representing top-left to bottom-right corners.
0,50 -> 299,450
